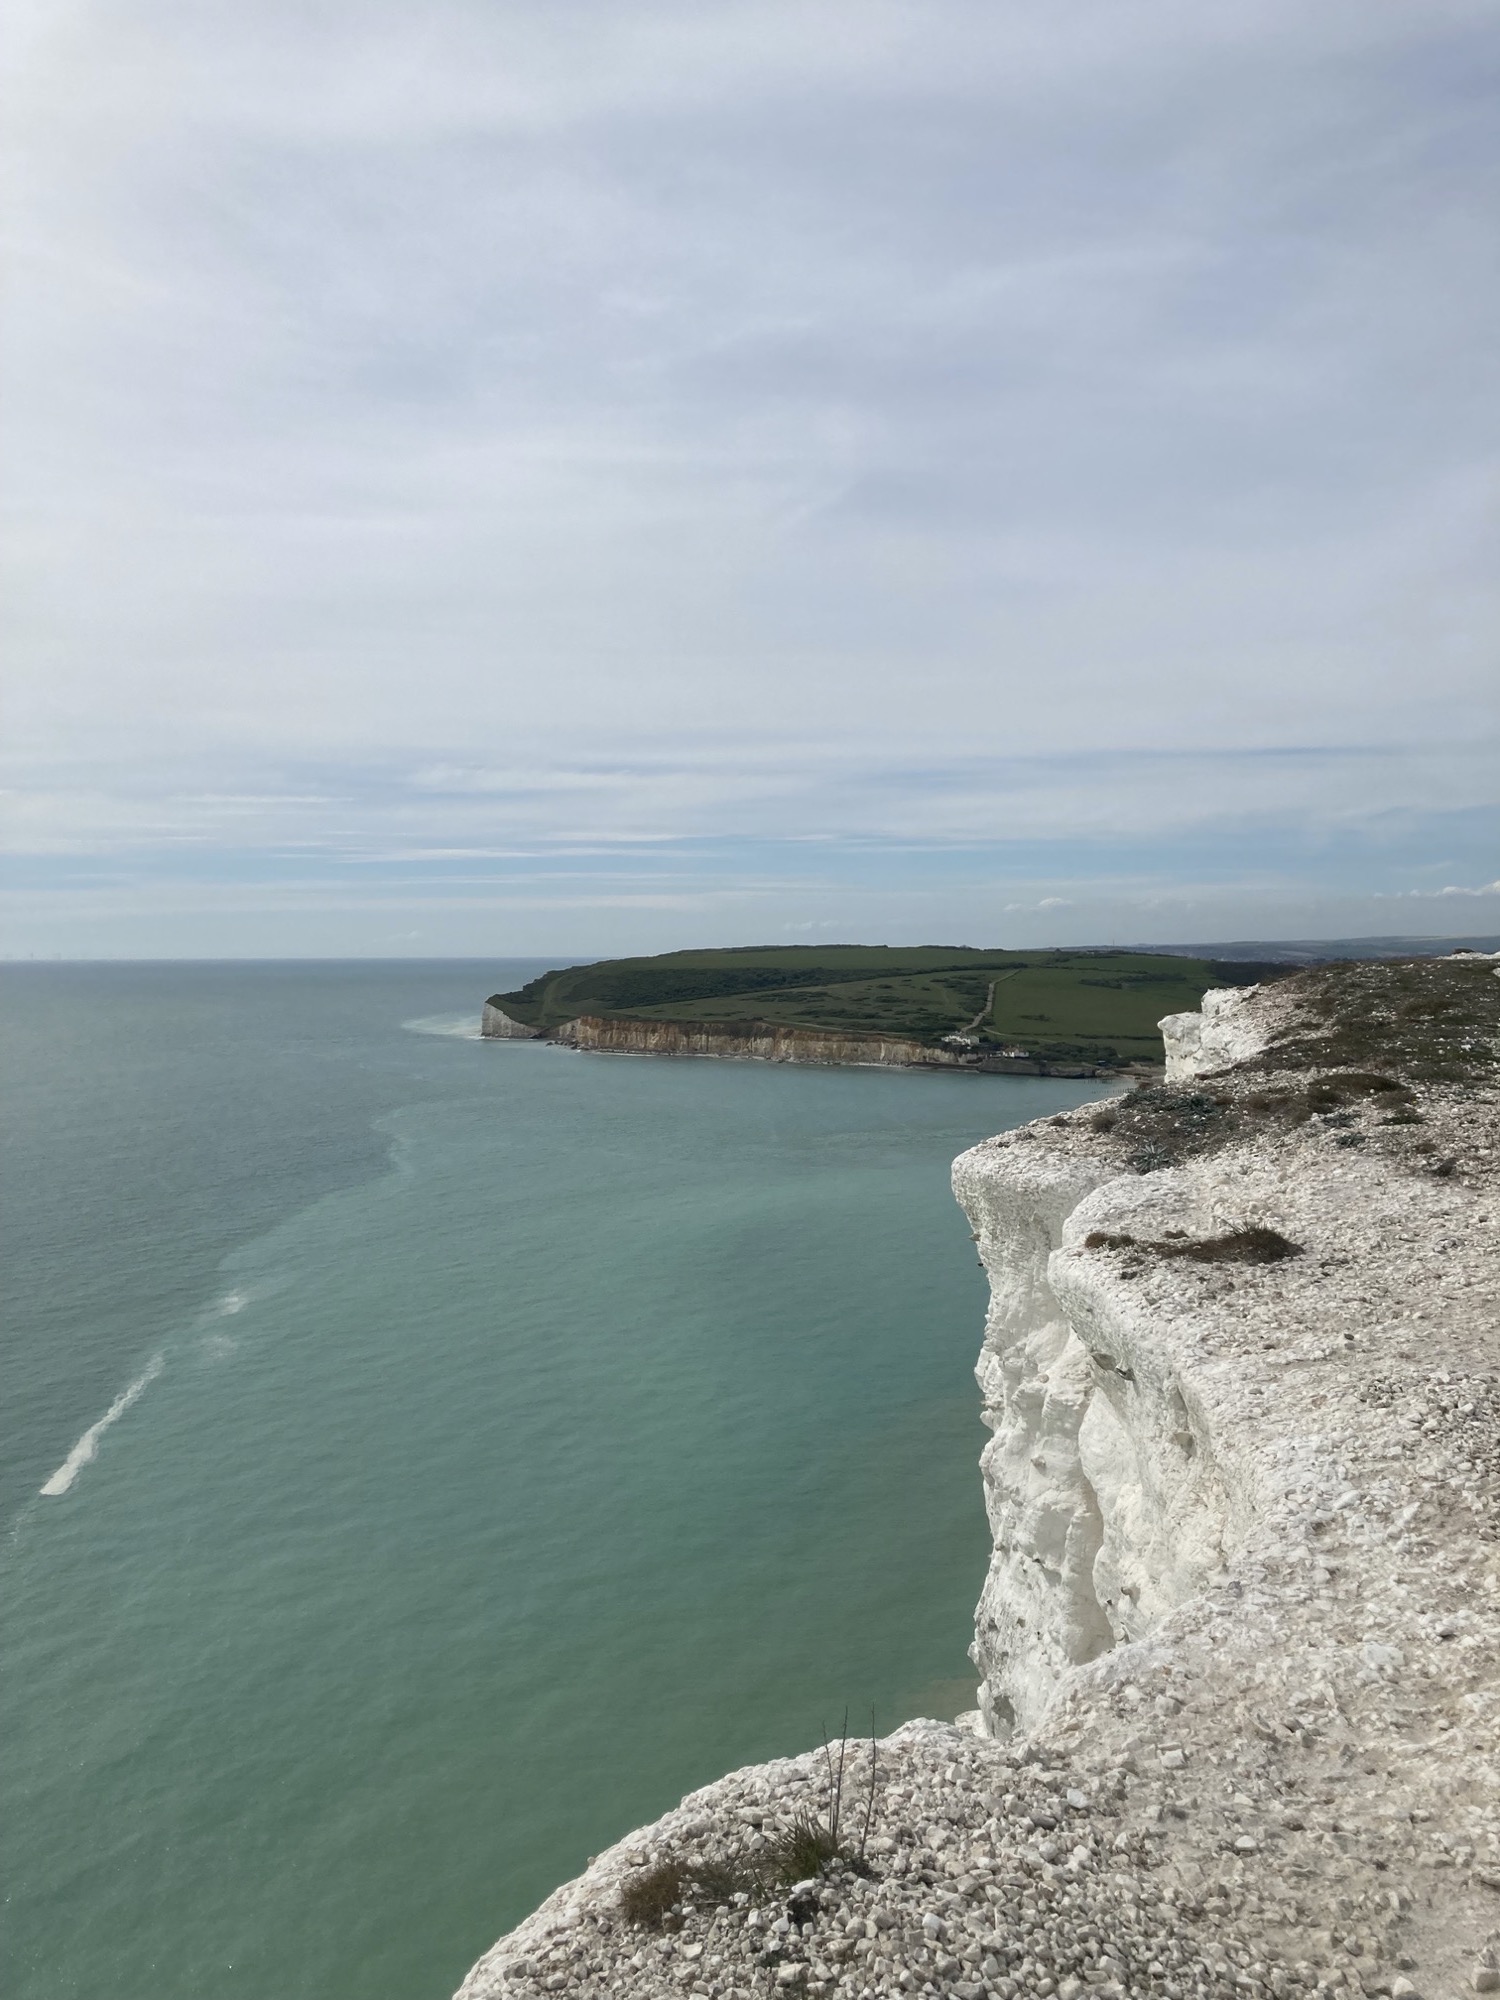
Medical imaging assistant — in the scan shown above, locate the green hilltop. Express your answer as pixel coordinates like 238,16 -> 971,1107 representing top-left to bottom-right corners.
489,944 -> 1283,1071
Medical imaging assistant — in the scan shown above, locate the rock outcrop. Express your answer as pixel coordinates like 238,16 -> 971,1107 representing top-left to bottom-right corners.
455,957 -> 1500,2000
1156,986 -> 1282,1081
482,1002 -> 544,1039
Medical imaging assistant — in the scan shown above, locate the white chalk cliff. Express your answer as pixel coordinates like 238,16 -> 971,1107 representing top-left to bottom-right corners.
483,1009 -> 1103,1076
455,958 -> 1500,2000
482,1002 -> 543,1039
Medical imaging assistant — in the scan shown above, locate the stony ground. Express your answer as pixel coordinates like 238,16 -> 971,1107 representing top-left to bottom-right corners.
455,962 -> 1500,2000
456,1704 -> 1499,2000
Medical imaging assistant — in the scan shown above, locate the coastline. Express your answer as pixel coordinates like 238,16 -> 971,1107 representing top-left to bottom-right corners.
482,1004 -> 1124,1080
455,956 -> 1500,2000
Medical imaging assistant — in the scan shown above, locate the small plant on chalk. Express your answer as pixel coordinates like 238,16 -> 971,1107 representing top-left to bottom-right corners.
619,1711 -> 884,1925
764,1709 -> 880,1885
767,1809 -> 842,1884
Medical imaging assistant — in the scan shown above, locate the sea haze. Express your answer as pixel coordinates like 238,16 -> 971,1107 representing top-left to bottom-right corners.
0,963 -> 1111,2000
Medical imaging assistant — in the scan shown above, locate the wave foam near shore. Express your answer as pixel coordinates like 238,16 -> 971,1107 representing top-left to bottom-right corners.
402,1013 -> 484,1041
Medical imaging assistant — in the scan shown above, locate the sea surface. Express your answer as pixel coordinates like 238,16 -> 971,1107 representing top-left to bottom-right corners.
0,962 -> 1111,2000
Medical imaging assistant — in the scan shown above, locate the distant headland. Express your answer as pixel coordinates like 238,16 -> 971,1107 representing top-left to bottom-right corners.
482,945 -> 1293,1077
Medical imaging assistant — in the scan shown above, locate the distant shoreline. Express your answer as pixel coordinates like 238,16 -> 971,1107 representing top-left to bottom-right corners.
482,1002 -> 1145,1079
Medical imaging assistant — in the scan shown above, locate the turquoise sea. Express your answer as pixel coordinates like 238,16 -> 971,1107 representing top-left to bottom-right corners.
0,963 -> 1109,2000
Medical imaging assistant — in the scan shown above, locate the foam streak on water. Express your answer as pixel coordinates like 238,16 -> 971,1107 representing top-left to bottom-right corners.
38,1354 -> 165,1496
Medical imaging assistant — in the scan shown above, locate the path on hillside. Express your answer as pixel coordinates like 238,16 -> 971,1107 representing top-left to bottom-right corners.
960,970 -> 1020,1034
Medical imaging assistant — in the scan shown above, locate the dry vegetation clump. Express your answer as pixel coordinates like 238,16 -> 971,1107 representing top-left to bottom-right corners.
617,1828 -> 852,1930
619,1723 -> 881,1927
1092,1087 -> 1236,1170
618,1852 -> 769,1930
1097,1072 -> 1425,1173
618,1859 -> 692,1928
1083,1226 -> 1302,1265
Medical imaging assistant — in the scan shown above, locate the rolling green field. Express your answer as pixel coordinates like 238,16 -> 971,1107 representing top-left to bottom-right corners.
490,946 -> 1280,1069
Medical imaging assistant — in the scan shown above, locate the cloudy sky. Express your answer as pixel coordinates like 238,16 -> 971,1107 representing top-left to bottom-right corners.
3,0 -> 1497,958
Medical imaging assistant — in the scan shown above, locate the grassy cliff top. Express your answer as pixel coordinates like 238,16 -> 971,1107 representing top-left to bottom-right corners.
489,944 -> 1286,1070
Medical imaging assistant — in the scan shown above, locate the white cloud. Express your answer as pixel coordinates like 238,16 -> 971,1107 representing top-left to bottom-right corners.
2,1 -> 1497,951
1387,880 -> 1500,899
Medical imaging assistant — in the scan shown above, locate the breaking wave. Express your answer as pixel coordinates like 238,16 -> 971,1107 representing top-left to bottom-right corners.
401,1013 -> 483,1041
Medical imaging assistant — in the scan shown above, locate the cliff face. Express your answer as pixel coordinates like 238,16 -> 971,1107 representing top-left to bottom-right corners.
481,1002 -> 543,1040
532,1015 -> 1102,1075
954,957 -> 1499,1747
455,959 -> 1500,2000
550,1015 -> 971,1068
951,1126 -> 1248,1736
